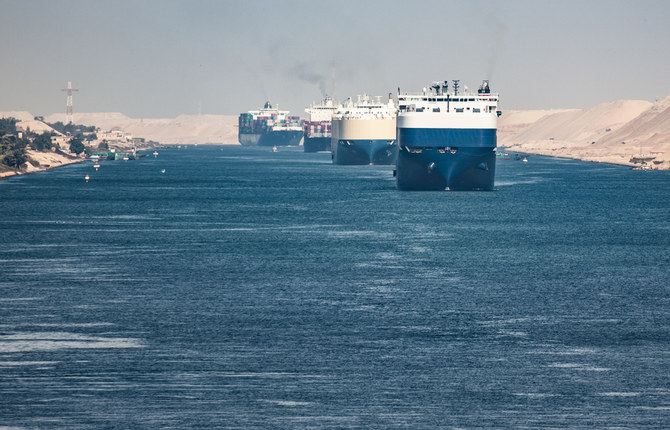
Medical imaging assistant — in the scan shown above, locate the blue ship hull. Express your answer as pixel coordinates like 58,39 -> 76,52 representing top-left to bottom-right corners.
396,128 -> 496,191
333,139 -> 397,165
303,136 -> 330,153
257,130 -> 303,147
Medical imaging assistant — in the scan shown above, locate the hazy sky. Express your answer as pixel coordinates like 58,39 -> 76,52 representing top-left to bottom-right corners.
1,0 -> 669,118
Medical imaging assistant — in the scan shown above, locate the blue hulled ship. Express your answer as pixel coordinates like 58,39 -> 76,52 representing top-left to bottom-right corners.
395,80 -> 501,190
238,102 -> 303,147
331,94 -> 397,165
303,96 -> 338,153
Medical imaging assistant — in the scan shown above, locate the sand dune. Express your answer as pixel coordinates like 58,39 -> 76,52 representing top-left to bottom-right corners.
501,98 -> 670,169
44,113 -> 239,145
0,111 -> 36,122
498,109 -> 578,141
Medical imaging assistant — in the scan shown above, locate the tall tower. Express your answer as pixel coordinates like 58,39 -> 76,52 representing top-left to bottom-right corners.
61,81 -> 79,124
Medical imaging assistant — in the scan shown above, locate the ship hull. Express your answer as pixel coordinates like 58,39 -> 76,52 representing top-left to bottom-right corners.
333,139 -> 397,165
257,130 -> 303,147
396,127 -> 496,191
331,117 -> 396,165
303,136 -> 331,152
239,133 -> 261,146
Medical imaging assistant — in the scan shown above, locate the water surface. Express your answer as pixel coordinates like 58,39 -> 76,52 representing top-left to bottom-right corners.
1,146 -> 669,428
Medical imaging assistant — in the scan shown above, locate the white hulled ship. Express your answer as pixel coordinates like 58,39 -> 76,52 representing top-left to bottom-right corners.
395,80 -> 501,190
331,94 -> 397,165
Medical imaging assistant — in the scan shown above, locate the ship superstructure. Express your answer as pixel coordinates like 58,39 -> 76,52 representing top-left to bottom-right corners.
238,101 -> 303,147
395,80 -> 501,190
303,96 -> 338,152
331,94 -> 397,165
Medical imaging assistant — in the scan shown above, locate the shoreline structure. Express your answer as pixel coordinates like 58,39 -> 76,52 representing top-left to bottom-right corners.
2,94 -> 669,179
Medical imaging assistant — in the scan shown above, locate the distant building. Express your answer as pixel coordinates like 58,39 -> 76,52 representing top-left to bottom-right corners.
98,128 -> 132,144
51,135 -> 69,148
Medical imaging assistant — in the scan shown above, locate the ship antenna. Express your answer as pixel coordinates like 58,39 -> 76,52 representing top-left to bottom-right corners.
452,80 -> 460,95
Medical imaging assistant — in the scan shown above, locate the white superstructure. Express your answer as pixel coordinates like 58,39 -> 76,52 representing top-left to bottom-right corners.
331,93 -> 398,164
332,94 -> 397,141
305,96 -> 338,121
397,80 -> 499,130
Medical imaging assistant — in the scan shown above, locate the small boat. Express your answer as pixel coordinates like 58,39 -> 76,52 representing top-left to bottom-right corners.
522,157 -> 528,163
272,146 -> 278,152
85,174 -> 90,182
153,151 -> 159,157
123,156 -> 129,162
496,152 -> 522,160
93,163 -> 100,171
161,169 -> 166,174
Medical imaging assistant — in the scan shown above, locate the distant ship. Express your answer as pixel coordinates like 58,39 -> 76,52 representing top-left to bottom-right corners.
303,96 -> 338,152
238,102 -> 303,147
331,94 -> 397,165
395,80 -> 501,190
496,151 -> 522,160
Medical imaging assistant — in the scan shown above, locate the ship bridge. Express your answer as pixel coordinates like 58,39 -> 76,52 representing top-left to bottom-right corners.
398,80 -> 499,115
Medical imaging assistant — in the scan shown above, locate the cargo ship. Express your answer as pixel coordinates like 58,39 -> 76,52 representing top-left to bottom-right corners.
395,80 -> 501,190
303,96 -> 338,152
238,101 -> 303,147
331,94 -> 397,165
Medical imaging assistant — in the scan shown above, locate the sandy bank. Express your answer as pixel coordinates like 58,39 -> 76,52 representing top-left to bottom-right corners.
500,97 -> 670,170
0,150 -> 83,179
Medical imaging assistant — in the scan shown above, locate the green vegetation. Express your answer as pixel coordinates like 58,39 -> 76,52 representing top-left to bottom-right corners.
1,118 -> 28,169
1,116 -> 99,172
32,131 -> 53,151
46,121 -> 95,138
0,117 -> 18,136
2,148 -> 28,169
69,138 -> 85,155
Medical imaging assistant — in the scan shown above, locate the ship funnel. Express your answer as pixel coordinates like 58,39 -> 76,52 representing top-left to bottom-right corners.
478,80 -> 491,95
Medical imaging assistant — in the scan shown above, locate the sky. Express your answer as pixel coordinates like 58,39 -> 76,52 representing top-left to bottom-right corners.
1,0 -> 669,118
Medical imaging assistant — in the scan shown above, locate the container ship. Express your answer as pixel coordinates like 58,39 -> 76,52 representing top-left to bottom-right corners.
303,96 -> 338,152
238,101 -> 303,147
331,94 -> 397,165
395,80 -> 501,190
